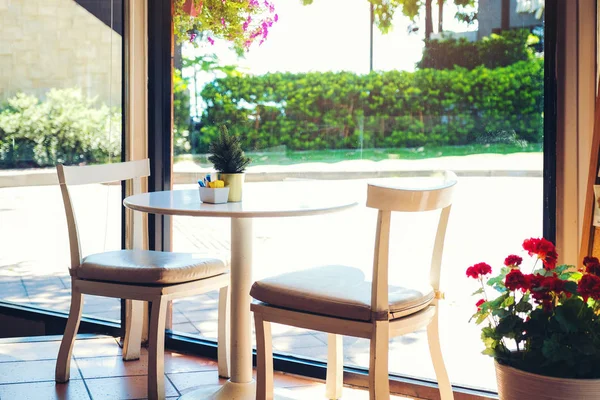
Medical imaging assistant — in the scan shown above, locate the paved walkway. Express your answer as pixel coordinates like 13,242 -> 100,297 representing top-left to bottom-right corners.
0,154 -> 544,393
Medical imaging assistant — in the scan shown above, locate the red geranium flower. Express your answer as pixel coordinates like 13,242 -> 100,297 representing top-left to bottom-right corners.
584,257 -> 600,276
504,254 -> 523,267
476,299 -> 485,311
522,237 -> 558,270
578,274 -> 600,301
505,269 -> 529,291
583,256 -> 599,266
466,262 -> 492,279
543,275 -> 566,293
526,273 -> 552,302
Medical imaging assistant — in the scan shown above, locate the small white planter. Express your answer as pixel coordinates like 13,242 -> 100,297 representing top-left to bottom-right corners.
199,187 -> 229,204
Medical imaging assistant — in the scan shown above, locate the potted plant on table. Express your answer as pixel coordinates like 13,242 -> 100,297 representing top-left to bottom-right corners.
467,238 -> 600,400
208,125 -> 251,202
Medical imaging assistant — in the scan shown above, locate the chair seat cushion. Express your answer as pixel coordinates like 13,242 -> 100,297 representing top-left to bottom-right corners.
250,265 -> 434,322
77,250 -> 228,285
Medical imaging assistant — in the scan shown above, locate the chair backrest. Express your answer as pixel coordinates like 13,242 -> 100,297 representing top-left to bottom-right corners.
56,159 -> 150,272
366,171 -> 457,317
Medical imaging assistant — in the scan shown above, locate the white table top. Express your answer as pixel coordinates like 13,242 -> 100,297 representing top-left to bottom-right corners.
123,188 -> 358,218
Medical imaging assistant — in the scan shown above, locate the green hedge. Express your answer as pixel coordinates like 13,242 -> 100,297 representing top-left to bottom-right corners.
417,29 -> 539,70
197,59 -> 543,152
0,88 -> 121,168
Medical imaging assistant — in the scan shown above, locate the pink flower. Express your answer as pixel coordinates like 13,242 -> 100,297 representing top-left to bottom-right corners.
274,13 -> 279,22
207,37 -> 215,45
264,0 -> 275,13
243,15 -> 251,32
221,17 -> 226,26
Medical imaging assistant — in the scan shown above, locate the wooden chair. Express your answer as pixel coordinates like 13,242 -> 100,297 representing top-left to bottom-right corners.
251,171 -> 457,400
55,159 -> 230,400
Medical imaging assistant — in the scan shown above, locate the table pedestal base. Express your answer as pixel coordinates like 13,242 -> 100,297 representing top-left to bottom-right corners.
178,380 -> 256,400
177,380 -> 305,400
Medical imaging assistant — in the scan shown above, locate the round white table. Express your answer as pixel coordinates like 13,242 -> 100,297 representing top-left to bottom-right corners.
124,188 -> 358,400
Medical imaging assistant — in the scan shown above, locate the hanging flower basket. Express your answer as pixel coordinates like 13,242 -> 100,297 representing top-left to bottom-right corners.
173,0 -> 277,50
182,0 -> 202,17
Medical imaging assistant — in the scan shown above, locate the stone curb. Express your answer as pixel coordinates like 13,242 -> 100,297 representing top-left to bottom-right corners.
0,168 -> 543,188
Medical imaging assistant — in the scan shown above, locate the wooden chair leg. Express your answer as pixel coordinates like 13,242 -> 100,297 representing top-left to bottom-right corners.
148,297 -> 167,400
368,321 -> 390,400
123,299 -> 144,361
427,307 -> 454,400
55,286 -> 83,383
217,285 -> 231,378
254,313 -> 274,400
326,333 -> 343,399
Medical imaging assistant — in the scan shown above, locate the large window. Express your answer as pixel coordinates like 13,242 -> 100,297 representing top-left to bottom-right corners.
168,0 -> 546,393
0,0 -> 123,323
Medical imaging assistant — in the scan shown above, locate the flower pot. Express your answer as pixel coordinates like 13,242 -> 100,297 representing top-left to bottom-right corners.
182,0 -> 202,17
218,173 -> 245,202
199,187 -> 229,204
495,361 -> 600,400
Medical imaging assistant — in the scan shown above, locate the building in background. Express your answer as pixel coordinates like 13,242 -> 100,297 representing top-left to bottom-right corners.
478,0 -> 543,39
0,0 -> 122,107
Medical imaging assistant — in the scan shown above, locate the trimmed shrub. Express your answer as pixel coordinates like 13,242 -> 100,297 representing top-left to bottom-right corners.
417,29 -> 539,70
0,88 -> 121,168
197,59 -> 543,152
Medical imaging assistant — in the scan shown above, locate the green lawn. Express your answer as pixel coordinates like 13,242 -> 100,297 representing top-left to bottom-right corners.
175,143 -> 543,167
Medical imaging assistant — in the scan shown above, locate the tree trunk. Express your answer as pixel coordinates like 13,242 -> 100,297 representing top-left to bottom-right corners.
501,0 -> 510,31
425,0 -> 433,39
438,0 -> 443,33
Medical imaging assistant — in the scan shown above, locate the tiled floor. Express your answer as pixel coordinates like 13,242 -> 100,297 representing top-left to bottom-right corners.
0,334 -> 413,400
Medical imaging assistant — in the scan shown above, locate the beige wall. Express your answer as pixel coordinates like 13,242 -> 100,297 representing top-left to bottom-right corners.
0,0 -> 122,107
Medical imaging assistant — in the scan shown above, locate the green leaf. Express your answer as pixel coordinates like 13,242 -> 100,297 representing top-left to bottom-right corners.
515,301 -> 533,313
554,299 -> 585,333
496,314 -> 524,338
492,308 -> 511,318
471,287 -> 484,296
489,293 -> 510,308
482,348 -> 496,357
501,295 -> 515,308
475,312 -> 490,325
563,281 -> 578,295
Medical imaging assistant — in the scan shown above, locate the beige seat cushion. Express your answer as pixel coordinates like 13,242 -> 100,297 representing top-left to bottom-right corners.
250,265 -> 434,322
77,250 -> 227,285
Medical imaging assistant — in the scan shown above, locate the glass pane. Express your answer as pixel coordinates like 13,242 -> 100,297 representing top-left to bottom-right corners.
0,0 -> 123,322
171,0 -> 544,392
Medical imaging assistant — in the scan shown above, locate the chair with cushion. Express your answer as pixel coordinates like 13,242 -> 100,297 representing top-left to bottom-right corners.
251,171 -> 457,400
55,159 -> 230,400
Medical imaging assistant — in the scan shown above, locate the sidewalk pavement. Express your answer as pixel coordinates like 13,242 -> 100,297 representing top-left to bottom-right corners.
0,152 -> 543,188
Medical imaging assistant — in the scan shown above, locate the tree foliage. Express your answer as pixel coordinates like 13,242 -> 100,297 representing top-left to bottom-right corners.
174,70 -> 192,155
302,0 -> 474,35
